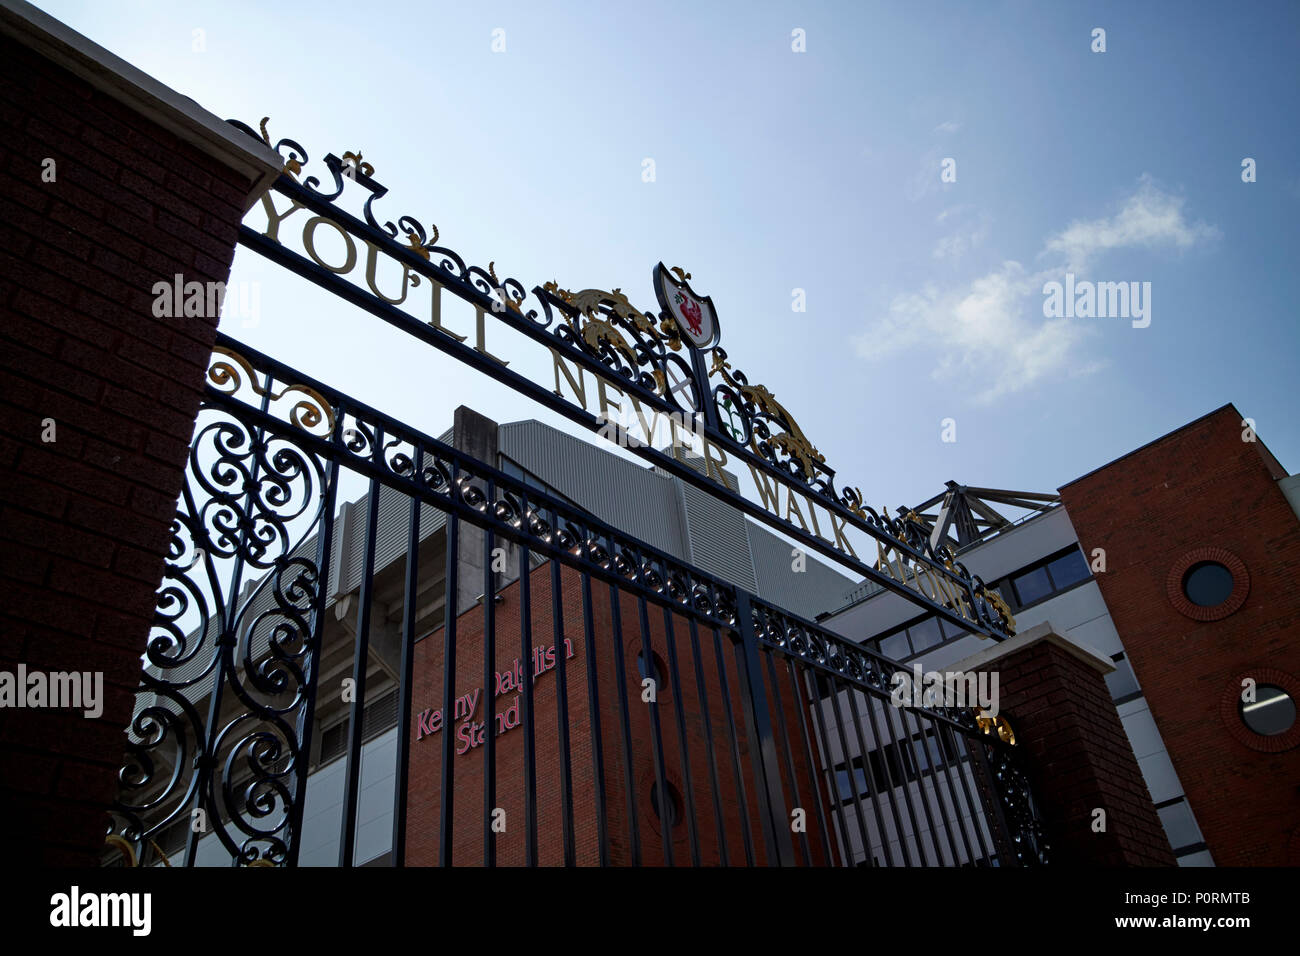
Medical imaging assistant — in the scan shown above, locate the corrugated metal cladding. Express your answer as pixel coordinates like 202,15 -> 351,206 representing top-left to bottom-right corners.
336,484 -> 446,596
500,419 -> 859,612
678,479 -> 757,592
748,523 -> 858,620
498,421 -> 687,558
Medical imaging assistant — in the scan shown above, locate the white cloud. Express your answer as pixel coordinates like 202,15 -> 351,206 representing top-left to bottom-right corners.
857,262 -> 1093,404
1042,175 -> 1220,271
855,177 -> 1216,403
933,219 -> 989,260
934,120 -> 962,134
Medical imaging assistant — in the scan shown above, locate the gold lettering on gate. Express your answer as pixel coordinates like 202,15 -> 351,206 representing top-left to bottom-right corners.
364,240 -> 420,305
302,216 -> 357,275
258,192 -> 306,244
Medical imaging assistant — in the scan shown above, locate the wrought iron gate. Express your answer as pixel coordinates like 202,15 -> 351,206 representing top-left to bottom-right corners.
105,120 -> 1049,867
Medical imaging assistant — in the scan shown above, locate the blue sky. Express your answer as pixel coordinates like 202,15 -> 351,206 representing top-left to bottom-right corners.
36,0 -> 1300,523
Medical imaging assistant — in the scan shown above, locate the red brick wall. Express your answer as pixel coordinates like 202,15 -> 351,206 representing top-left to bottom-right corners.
0,35 -> 260,865
1060,405 -> 1300,865
975,639 -> 1175,865
405,561 -> 836,866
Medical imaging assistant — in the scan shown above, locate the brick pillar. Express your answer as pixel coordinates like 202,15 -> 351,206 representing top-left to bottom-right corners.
451,406 -> 500,615
951,622 -> 1176,866
0,2 -> 280,865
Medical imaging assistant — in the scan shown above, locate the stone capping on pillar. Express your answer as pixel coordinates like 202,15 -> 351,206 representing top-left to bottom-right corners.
944,620 -> 1177,865
0,0 -> 282,208
946,620 -> 1116,679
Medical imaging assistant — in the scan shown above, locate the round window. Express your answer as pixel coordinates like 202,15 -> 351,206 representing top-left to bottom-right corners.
637,651 -> 664,685
1240,685 -> 1297,737
650,782 -> 682,828
1181,561 -> 1234,608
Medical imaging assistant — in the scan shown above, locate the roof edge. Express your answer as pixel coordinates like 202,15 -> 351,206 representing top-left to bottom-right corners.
1059,403 -> 1239,491
1,0 -> 282,210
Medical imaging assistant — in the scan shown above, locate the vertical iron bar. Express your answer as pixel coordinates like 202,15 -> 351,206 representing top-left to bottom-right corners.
933,722 -> 980,865
437,466 -> 460,867
390,446 -> 423,866
548,510 -> 575,866
605,540 -> 641,865
852,686 -> 925,868
764,650 -> 812,865
970,737 -> 1017,865
731,593 -> 795,866
951,729 -> 996,865
827,676 -> 876,865
711,623 -> 754,866
686,615 -> 728,865
787,660 -> 834,866
895,706 -> 945,866
517,515 -> 537,867
857,687 -> 919,866
661,605 -> 699,866
286,452 -> 339,868
481,483 -> 496,868
339,468 -> 383,867
807,672 -> 854,866
636,587 -> 672,867
843,682 -> 900,865
912,715 -> 962,866
579,567 -> 609,866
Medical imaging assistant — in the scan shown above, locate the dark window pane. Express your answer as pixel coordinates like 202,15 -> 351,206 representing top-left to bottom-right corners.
939,616 -> 974,640
1104,654 -> 1141,700
637,651 -> 662,685
880,630 -> 910,660
893,740 -> 917,782
909,735 -> 931,774
1182,562 -> 1234,608
1011,566 -> 1052,606
650,782 -> 681,827
835,768 -> 850,800
936,725 -> 960,763
815,673 -> 832,699
1156,800 -> 1202,851
867,751 -> 887,792
836,765 -> 868,802
1240,685 -> 1296,736
1046,549 -> 1090,589
908,616 -> 943,652
925,731 -> 944,769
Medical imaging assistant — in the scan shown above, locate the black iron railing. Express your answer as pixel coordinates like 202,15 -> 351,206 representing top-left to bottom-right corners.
106,337 -> 1048,867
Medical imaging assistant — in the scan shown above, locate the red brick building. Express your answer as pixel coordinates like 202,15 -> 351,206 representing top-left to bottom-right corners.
405,561 -> 834,866
1060,404 -> 1300,866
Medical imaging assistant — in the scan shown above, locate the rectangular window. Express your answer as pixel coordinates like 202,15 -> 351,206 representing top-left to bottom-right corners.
1046,549 -> 1090,590
880,629 -> 910,660
1105,652 -> 1142,701
835,764 -> 869,803
909,729 -> 946,773
1156,799 -> 1204,851
908,616 -> 943,652
1010,565 -> 1052,606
